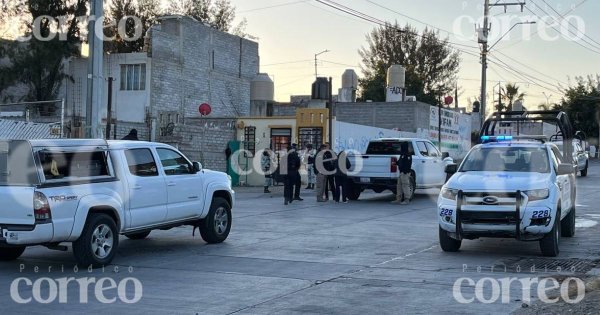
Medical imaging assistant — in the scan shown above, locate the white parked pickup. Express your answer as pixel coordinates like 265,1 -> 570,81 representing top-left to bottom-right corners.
0,139 -> 234,266
346,138 -> 453,200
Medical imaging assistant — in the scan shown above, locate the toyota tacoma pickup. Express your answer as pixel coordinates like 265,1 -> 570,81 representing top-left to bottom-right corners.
0,139 -> 234,266
439,135 -> 576,257
347,138 -> 453,200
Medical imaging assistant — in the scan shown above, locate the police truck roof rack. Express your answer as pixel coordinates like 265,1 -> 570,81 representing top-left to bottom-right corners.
480,110 -> 575,158
480,135 -> 548,144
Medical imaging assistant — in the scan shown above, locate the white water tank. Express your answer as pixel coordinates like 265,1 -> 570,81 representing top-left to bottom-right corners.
386,65 -> 405,88
341,69 -> 358,89
251,73 -> 274,101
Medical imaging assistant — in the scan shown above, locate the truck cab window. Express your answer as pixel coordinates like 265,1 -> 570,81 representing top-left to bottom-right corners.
157,148 -> 193,175
124,149 -> 158,177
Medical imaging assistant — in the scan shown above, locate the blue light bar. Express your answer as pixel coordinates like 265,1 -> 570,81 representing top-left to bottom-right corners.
481,135 -> 513,143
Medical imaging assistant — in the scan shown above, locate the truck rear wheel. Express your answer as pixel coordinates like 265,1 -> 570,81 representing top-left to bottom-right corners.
73,213 -> 119,267
199,197 -> 232,244
0,246 -> 26,261
125,231 -> 151,240
580,162 -> 588,177
347,182 -> 361,201
439,226 -> 461,252
540,210 -> 561,257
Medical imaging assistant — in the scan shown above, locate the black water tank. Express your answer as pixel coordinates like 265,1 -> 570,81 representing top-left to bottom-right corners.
472,101 -> 480,113
311,77 -> 330,100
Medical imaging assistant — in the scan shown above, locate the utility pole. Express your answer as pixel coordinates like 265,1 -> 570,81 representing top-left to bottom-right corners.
479,0 -> 490,124
86,0 -> 104,138
328,77 -> 333,146
105,77 -> 115,139
479,0 -> 526,123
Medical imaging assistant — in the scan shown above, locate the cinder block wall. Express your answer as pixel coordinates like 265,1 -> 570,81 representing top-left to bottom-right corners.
335,102 -> 432,133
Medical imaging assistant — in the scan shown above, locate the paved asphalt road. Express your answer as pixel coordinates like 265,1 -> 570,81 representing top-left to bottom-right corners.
1,164 -> 600,314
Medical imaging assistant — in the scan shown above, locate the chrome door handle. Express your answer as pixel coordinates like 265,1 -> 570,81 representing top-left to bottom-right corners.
421,161 -> 426,163
167,182 -> 176,187
188,196 -> 199,199
132,185 -> 142,190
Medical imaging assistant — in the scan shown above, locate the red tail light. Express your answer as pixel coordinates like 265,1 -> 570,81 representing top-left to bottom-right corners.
33,191 -> 52,222
391,157 -> 398,173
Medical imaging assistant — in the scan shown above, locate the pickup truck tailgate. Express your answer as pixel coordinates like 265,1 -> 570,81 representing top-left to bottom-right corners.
0,187 -> 35,225
350,155 -> 395,178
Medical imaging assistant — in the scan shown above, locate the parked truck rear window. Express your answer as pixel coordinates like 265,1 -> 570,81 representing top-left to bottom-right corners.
37,150 -> 110,180
365,141 -> 414,155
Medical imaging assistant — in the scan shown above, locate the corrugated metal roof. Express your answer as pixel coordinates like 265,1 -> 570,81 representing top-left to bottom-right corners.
0,119 -> 60,139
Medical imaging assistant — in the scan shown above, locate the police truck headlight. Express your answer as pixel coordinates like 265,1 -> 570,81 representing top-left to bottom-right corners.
441,187 -> 459,200
524,189 -> 549,201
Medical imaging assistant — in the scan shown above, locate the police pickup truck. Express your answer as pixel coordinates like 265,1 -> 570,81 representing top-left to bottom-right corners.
0,139 -> 234,266
439,135 -> 576,257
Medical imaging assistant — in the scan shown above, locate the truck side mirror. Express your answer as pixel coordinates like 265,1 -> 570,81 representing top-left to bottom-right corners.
445,164 -> 458,175
442,152 -> 450,159
193,161 -> 203,173
557,163 -> 575,176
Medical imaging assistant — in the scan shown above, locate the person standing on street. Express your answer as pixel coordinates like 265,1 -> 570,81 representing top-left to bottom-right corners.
392,142 -> 413,205
334,151 -> 351,203
121,129 -> 139,140
291,144 -> 303,201
324,143 -> 337,201
284,145 -> 302,205
305,144 -> 316,189
315,144 -> 328,202
261,149 -> 273,193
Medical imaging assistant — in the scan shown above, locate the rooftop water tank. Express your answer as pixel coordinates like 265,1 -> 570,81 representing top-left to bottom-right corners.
311,77 -> 330,100
341,69 -> 358,89
251,73 -> 274,101
386,65 -> 405,88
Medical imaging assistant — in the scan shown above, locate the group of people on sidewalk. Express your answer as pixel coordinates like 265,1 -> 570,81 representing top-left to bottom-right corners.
259,141 -> 413,205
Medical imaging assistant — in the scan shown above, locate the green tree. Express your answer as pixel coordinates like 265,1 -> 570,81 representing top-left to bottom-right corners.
500,83 -> 526,111
105,0 -> 163,53
358,23 -> 460,105
3,0 -> 87,111
167,0 -> 240,33
560,75 -> 600,145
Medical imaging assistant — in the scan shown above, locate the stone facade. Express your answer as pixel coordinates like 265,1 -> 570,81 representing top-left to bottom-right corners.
334,101 -> 431,133
157,118 -> 236,172
149,17 -> 259,120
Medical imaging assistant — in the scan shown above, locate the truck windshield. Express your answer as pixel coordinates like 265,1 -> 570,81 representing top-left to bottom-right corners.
0,140 -> 39,186
460,147 -> 550,173
366,141 -> 413,155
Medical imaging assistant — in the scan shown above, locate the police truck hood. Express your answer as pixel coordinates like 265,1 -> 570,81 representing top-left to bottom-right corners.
446,172 -> 550,191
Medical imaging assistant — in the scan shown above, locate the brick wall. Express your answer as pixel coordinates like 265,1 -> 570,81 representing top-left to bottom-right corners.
334,101 -> 432,133
157,117 -> 236,172
149,17 -> 259,120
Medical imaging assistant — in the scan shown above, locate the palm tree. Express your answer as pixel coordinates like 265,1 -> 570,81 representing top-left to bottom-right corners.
501,83 -> 526,111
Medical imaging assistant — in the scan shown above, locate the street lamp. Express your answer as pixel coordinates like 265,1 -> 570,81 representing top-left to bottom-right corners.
488,21 -> 536,51
314,49 -> 330,78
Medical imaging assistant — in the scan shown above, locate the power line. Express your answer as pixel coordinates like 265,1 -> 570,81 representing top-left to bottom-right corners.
365,0 -> 474,44
538,0 -> 600,48
313,0 -> 481,51
494,0 -> 587,51
490,50 -> 568,86
524,2 -> 600,55
239,0 -> 309,14
261,59 -> 313,67
488,56 -> 563,94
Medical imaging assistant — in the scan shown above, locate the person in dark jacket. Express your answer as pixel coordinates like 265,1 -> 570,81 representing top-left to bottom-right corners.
392,142 -> 413,205
121,129 -> 139,140
291,143 -> 303,201
284,145 -> 302,205
334,151 -> 351,203
323,143 -> 337,201
315,144 -> 327,202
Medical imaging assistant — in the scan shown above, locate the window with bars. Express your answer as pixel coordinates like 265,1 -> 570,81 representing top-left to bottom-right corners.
298,127 -> 323,149
120,64 -> 146,91
244,126 -> 256,156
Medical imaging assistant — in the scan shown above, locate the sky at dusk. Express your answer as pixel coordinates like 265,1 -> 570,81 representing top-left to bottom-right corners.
228,0 -> 600,109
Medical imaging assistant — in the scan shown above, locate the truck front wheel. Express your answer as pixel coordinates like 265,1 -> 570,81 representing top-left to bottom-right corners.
73,213 -> 119,267
199,197 -> 232,244
439,226 -> 461,252
0,246 -> 26,261
540,210 -> 561,257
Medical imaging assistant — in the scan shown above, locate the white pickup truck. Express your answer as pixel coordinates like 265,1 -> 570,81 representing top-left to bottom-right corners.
0,139 -> 234,266
347,138 -> 453,200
